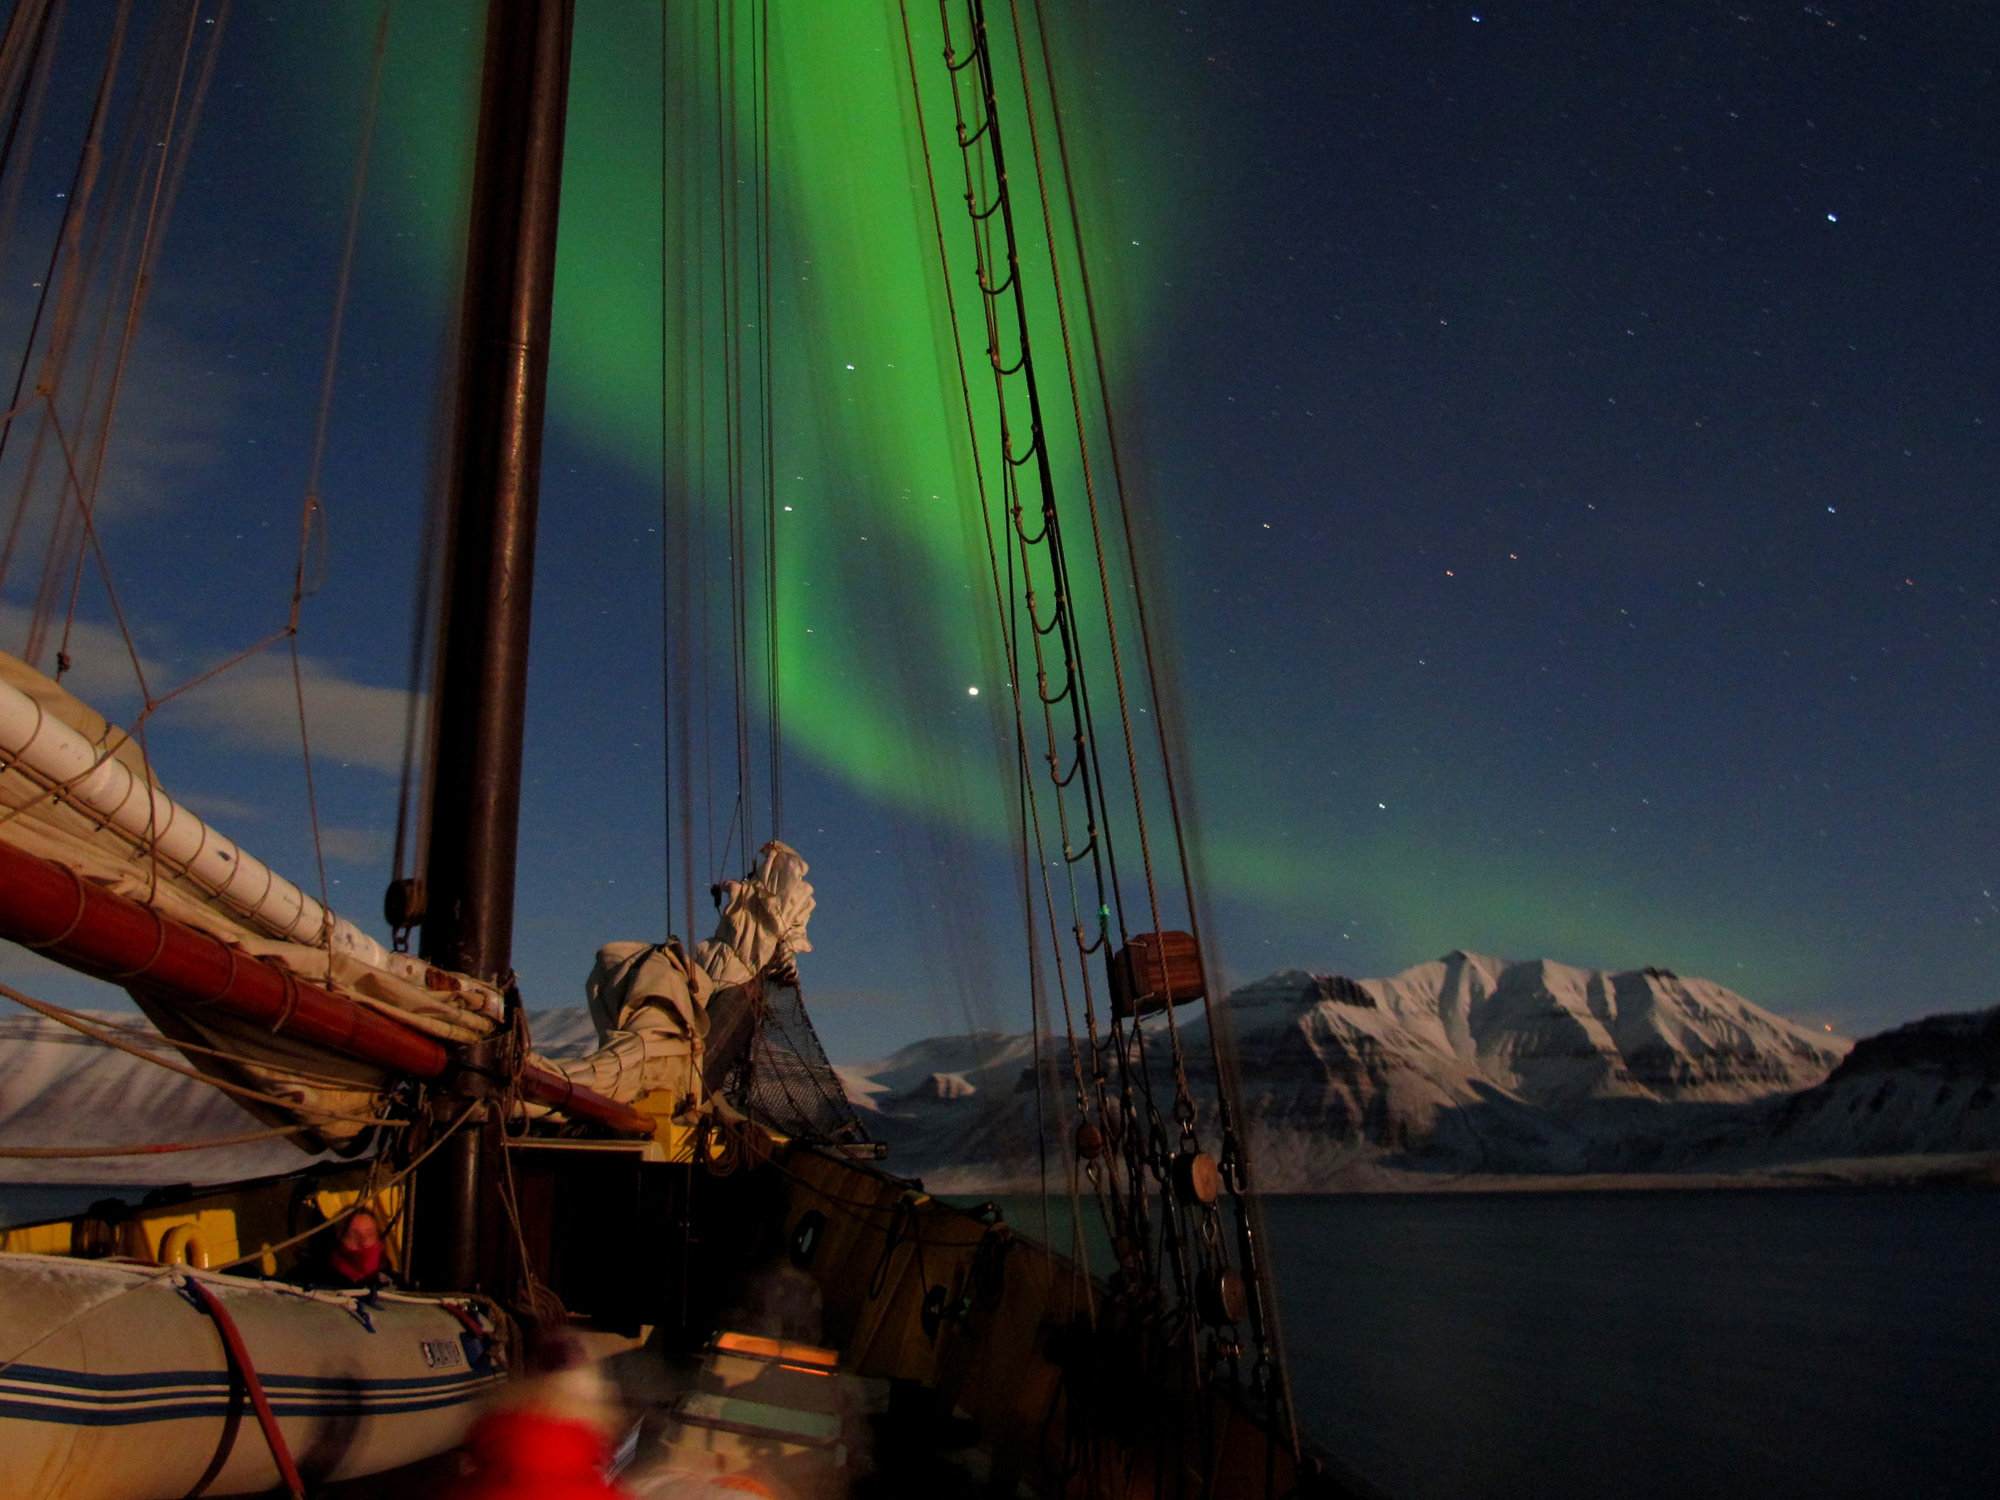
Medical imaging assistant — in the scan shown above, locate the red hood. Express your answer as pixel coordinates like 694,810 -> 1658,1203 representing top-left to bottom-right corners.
459,1409 -> 619,1489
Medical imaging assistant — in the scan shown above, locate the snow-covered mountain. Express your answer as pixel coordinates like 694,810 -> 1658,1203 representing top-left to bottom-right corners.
5,958 -> 1993,1195
833,953 -> 1862,1188
0,1012 -> 307,1185
1698,1002 -> 2000,1165
1225,952 -> 1854,1181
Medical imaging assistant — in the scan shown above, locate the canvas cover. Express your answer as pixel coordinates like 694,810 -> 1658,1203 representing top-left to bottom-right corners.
546,842 -> 816,1105
0,653 -> 501,1147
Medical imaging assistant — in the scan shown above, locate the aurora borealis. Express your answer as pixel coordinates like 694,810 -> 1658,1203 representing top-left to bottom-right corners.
2,2 -> 1995,1053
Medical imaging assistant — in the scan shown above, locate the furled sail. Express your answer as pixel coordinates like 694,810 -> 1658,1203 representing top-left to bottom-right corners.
546,840 -> 814,1106
0,651 -> 504,1144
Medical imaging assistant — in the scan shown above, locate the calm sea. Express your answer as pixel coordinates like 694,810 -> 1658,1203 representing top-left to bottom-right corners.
1261,1189 -> 2000,1500
0,1181 -> 134,1225
9,1182 -> 1994,1499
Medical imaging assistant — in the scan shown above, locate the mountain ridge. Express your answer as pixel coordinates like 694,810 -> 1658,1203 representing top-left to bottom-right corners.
3,953 -> 1994,1194
832,953 -> 1996,1189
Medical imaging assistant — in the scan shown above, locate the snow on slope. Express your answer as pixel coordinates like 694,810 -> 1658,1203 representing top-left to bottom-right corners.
0,1013 -> 309,1185
9,963 -> 1986,1194
1230,951 -> 1848,1149
841,954 -> 1861,1188
1706,1003 -> 2000,1164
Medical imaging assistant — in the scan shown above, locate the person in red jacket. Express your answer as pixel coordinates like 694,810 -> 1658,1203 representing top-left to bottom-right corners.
447,1329 -> 633,1500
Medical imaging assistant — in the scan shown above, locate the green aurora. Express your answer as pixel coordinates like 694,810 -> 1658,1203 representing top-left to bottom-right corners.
328,2 -> 1817,1000
369,2 -> 1154,825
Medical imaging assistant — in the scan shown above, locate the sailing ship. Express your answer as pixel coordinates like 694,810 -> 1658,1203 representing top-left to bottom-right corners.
0,2 -> 1367,1494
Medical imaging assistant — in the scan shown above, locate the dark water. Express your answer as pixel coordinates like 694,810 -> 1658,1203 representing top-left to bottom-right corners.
12,1183 -> 1995,1498
0,1181 -> 130,1226
1261,1189 -> 2000,1500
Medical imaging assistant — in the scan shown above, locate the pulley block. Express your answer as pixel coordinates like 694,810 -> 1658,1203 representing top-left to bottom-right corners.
1172,1150 -> 1223,1206
1195,1265 -> 1248,1327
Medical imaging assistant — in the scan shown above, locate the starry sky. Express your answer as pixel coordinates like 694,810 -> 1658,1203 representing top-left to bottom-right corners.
0,1 -> 1994,1056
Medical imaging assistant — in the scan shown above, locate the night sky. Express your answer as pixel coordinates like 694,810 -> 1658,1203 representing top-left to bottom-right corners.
0,2 -> 1994,1056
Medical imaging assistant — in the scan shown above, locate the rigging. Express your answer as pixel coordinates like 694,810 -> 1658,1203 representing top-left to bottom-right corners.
902,0 -> 1301,1475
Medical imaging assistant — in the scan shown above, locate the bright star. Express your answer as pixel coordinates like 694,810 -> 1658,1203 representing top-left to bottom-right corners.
967,686 -> 980,696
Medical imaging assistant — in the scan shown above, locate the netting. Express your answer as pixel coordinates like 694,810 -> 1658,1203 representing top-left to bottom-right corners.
730,982 -> 874,1152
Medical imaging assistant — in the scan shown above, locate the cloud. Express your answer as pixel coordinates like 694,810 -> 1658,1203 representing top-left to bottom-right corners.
0,305 -> 244,606
0,605 -> 154,713
88,321 -> 243,523
314,826 -> 391,866
171,653 -> 417,776
0,603 -> 417,776
173,790 -> 263,823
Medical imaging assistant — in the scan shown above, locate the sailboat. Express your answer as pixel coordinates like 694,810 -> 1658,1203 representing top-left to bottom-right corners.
0,2 -> 1362,1495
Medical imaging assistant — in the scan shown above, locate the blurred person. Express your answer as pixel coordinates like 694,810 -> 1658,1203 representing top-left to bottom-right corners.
447,1328 -> 634,1500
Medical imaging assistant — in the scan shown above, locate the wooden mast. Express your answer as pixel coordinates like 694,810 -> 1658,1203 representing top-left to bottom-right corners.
411,0 -> 576,1294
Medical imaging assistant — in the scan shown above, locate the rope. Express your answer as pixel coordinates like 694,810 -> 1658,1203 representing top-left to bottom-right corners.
668,2 -> 684,940
54,0 -> 226,681
209,1104 -> 472,1273
1023,0 -> 1297,1449
0,981 -> 406,1130
911,4 -> 1301,1451
0,1125 -> 300,1158
716,0 -> 751,863
758,0 -> 780,842
180,1277 -> 308,1500
925,0 -> 1137,1295
896,0 -> 1068,1285
0,2 -> 79,594
0,0 -> 407,973
11,976 -> 380,1096
5,0 -> 135,643
281,0 -> 394,963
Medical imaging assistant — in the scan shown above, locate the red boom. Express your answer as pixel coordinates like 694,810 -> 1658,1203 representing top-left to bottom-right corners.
0,838 -> 652,1135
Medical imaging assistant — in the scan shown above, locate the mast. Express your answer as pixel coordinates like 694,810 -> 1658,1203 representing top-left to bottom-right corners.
411,0 -> 576,1293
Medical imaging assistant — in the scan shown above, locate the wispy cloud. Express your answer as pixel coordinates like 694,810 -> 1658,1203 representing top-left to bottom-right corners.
0,603 -> 417,777
314,826 -> 391,866
171,653 -> 414,775
174,789 -> 263,823
89,320 -> 243,523
0,605 -> 154,710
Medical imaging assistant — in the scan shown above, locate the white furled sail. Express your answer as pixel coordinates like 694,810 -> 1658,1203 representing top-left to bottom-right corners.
548,841 -> 815,1104
0,669 -> 389,967
0,652 -> 506,1144
0,652 -> 502,1042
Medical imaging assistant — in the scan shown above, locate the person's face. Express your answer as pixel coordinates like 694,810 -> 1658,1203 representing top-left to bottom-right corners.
339,1212 -> 381,1254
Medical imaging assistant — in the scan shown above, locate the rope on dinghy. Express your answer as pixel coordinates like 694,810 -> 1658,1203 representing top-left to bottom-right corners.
182,1275 -> 307,1500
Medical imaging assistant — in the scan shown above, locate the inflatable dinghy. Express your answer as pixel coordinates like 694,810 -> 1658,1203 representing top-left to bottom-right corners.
0,1253 -> 504,1499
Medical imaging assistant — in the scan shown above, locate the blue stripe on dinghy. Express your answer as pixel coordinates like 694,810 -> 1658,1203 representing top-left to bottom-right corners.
0,1386 -> 504,1427
0,1366 -> 503,1428
0,1381 -> 503,1409
2,1363 -> 495,1395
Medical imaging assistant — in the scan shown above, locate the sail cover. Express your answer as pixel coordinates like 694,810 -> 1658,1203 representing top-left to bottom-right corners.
546,841 -> 816,1107
0,652 -> 504,1146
